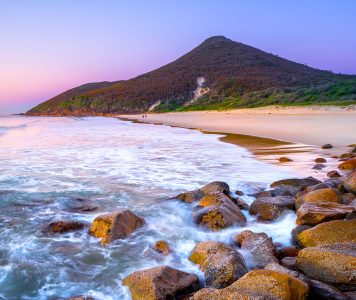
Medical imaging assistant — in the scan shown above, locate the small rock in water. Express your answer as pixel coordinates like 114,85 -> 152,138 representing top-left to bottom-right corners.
46,220 -> 85,234
236,190 -> 244,196
312,163 -> 326,170
327,170 -> 341,178
123,265 -> 200,300
68,296 -> 94,300
89,209 -> 144,245
322,143 -> 333,149
278,157 -> 293,162
153,240 -> 170,255
315,157 -> 327,163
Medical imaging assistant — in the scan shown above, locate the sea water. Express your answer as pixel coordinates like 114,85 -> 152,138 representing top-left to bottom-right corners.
0,116 -> 297,299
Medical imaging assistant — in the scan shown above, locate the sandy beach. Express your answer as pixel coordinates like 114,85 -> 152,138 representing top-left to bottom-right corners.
120,105 -> 356,148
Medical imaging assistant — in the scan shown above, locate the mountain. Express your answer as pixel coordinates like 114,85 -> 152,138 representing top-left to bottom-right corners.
27,36 -> 355,115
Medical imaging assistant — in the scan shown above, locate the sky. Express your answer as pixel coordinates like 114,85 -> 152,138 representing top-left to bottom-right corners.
0,0 -> 355,114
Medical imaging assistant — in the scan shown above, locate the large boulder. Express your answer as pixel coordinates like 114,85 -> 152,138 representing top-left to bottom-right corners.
46,220 -> 85,234
249,196 -> 295,220
189,241 -> 247,289
296,202 -> 354,226
297,243 -> 356,291
123,265 -> 200,300
344,172 -> 356,194
89,210 -> 144,245
338,158 -> 356,170
176,181 -> 230,203
193,195 -> 246,230
270,177 -> 321,189
297,219 -> 356,247
192,269 -> 309,300
234,230 -> 278,268
295,188 -> 342,210
265,262 -> 349,300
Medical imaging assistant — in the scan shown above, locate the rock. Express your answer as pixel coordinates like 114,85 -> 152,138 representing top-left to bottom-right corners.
340,153 -> 356,159
123,265 -> 200,300
265,262 -> 349,300
176,181 -> 229,203
281,257 -> 299,271
68,296 -> 94,300
153,240 -> 170,255
278,246 -> 300,259
352,147 -> 356,153
192,269 -> 309,300
344,172 -> 356,194
89,210 -> 144,245
234,197 -> 249,210
234,230 -> 278,268
338,158 -> 356,170
315,157 -> 327,163
322,144 -> 333,149
249,196 -> 295,220
343,193 -> 356,205
278,157 -> 293,162
189,241 -> 247,288
270,177 -> 321,189
312,163 -> 326,170
192,199 -> 246,231
200,181 -> 230,195
236,190 -> 244,196
297,243 -> 356,291
327,170 -> 342,178
305,183 -> 331,192
291,225 -> 312,246
176,190 -> 204,203
296,202 -> 354,226
257,184 -> 301,198
345,291 -> 356,299
46,220 -> 85,234
197,193 -> 233,207
297,219 -> 356,247
295,187 -> 341,209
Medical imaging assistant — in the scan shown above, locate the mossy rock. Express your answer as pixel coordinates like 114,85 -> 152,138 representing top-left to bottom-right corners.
344,172 -> 356,194
297,243 -> 356,290
123,265 -> 200,300
338,158 -> 356,170
249,196 -> 295,220
295,188 -> 341,209
193,269 -> 309,300
153,240 -> 170,255
297,219 -> 356,247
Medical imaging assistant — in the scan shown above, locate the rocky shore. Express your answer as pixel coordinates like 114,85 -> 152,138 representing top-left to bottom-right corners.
49,149 -> 356,300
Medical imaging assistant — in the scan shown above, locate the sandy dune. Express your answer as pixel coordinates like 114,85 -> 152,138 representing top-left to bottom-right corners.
120,106 -> 356,147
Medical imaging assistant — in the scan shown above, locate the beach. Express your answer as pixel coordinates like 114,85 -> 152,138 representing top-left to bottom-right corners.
120,105 -> 356,149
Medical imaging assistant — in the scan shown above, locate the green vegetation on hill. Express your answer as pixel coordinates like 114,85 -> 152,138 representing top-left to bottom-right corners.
153,79 -> 356,112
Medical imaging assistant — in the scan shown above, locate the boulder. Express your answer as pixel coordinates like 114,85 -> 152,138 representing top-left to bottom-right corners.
265,262 -> 349,300
192,269 -> 309,300
46,220 -> 85,234
89,210 -> 144,245
193,198 -> 246,231
189,241 -> 247,288
176,181 -> 230,203
123,265 -> 199,300
153,240 -> 170,255
304,183 -> 331,192
234,230 -> 278,268
257,184 -> 301,198
343,193 -> 356,205
338,158 -> 356,170
278,246 -> 300,259
322,144 -> 333,149
234,197 -> 249,210
281,257 -> 299,271
270,177 -> 321,189
340,153 -> 356,159
278,157 -> 293,162
297,219 -> 356,247
344,172 -> 356,194
296,202 -> 354,226
249,196 -> 295,220
297,243 -> 356,291
315,157 -> 327,163
327,170 -> 341,178
295,188 -> 341,209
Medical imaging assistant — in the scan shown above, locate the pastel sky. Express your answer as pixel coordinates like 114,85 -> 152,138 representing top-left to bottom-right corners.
1,0 -> 355,114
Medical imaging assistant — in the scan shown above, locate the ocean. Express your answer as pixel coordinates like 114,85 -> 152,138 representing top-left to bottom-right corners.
0,116 -> 297,299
